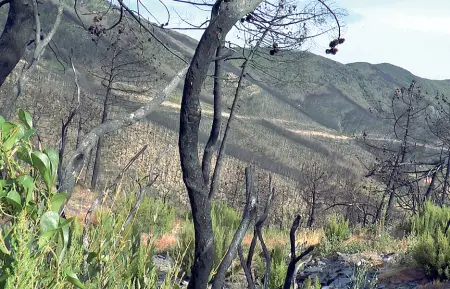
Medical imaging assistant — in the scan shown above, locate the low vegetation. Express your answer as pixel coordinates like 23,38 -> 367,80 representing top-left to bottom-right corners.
2,110 -> 450,288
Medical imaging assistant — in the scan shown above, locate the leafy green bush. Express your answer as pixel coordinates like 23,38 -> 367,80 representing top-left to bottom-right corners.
170,202 -> 241,276
318,215 -> 351,256
302,276 -> 321,289
324,215 -> 351,243
411,201 -> 450,279
254,244 -> 289,289
131,196 -> 176,237
0,110 -> 182,288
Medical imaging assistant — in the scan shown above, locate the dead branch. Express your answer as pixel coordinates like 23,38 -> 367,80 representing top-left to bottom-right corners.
57,59 -> 81,188
240,176 -> 275,289
202,45 -> 224,186
211,167 -> 257,289
16,0 -> 64,97
59,65 -> 188,205
209,26 -> 270,199
119,146 -> 170,237
282,215 -> 315,289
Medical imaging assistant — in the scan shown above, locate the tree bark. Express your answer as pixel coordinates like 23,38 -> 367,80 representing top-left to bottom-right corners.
178,1 -> 262,288
91,87 -> 111,190
202,45 -> 224,187
0,0 -> 34,87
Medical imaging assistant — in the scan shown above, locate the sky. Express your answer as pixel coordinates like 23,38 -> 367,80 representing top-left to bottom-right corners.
144,0 -> 450,80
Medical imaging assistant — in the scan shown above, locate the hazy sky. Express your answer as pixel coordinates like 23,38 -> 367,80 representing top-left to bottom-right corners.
145,0 -> 450,80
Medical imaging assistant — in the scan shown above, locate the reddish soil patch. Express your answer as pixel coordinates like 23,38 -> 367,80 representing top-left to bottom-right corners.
141,219 -> 182,251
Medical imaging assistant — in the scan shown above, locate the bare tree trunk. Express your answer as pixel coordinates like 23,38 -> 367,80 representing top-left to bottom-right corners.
178,1 -> 262,288
307,188 -> 317,228
0,0 -> 34,88
91,81 -> 112,190
76,116 -> 83,149
424,169 -> 438,202
283,216 -> 315,289
202,45 -> 224,186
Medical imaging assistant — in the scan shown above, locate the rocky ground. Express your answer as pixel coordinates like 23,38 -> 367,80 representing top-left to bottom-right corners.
296,251 -> 444,289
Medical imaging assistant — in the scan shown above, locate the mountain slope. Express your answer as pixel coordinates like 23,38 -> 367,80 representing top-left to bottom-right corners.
1,0 -> 449,185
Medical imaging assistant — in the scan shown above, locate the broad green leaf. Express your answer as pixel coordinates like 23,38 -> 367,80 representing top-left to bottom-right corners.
18,109 -> 33,129
22,128 -> 37,140
31,151 -> 52,188
0,115 -> 4,126
0,180 -> 6,198
44,149 -> 59,172
0,271 -> 9,283
59,217 -> 74,228
50,193 -> 67,212
58,225 -> 70,265
0,231 -> 10,255
2,122 -> 24,151
17,175 -> 35,204
65,269 -> 87,289
44,149 -> 59,188
40,211 -> 59,235
87,251 -> 98,263
6,189 -> 22,210
16,147 -> 33,165
1,122 -> 14,140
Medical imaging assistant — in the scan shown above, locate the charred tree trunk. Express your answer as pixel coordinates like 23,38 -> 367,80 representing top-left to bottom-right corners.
178,1 -> 262,288
307,187 -> 317,228
0,0 -> 34,87
91,86 -> 111,190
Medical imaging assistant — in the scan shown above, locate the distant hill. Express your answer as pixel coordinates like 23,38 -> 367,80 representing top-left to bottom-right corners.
1,0 -> 448,185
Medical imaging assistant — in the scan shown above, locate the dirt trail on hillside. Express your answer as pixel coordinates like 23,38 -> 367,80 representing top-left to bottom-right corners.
161,101 -> 351,141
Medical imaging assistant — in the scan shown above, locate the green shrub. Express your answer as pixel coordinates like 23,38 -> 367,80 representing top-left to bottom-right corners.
318,215 -> 351,256
170,202 -> 241,276
301,276 -> 321,289
131,196 -> 176,237
0,110 -> 181,288
254,244 -> 288,289
324,215 -> 351,243
411,201 -> 450,279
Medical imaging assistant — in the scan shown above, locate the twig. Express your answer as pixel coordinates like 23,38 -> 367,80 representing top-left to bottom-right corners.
116,0 -> 188,64
211,167 -> 257,289
119,146 -> 171,237
16,0 -> 64,97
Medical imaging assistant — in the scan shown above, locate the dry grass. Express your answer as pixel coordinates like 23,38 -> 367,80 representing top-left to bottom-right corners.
141,219 -> 182,251
241,227 -> 323,249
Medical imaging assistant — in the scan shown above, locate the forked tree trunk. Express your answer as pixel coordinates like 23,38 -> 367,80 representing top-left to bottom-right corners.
178,1 -> 263,288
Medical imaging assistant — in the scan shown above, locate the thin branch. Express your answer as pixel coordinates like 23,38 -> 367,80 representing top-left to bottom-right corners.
59,65 -> 188,204
16,0 -> 64,97
119,146 -> 170,237
173,0 -> 213,6
317,0 -> 341,38
211,167 -> 257,289
0,0 -> 10,8
116,0 -> 188,64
